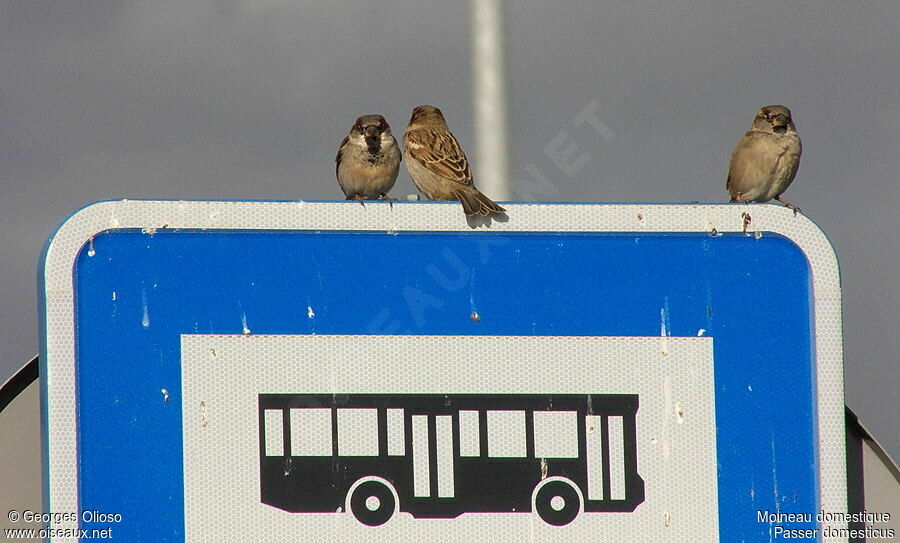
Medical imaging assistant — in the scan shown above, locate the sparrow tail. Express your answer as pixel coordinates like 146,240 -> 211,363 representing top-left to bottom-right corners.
454,188 -> 506,217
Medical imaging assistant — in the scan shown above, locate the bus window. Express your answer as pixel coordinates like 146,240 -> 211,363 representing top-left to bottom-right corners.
533,411 -> 578,458
386,408 -> 405,456
458,410 -> 480,457
337,408 -> 378,456
263,409 -> 283,456
486,410 -> 526,457
412,415 -> 430,497
435,415 -> 454,498
607,415 -> 626,499
290,408 -> 332,456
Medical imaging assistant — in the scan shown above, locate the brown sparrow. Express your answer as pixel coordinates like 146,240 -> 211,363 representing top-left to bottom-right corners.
336,114 -> 401,205
403,105 -> 505,216
727,105 -> 802,213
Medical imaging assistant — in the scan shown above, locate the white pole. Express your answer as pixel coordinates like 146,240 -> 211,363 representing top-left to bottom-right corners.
470,0 -> 511,201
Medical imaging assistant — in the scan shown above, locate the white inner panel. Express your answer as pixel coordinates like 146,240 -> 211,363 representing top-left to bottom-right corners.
181,334 -> 720,542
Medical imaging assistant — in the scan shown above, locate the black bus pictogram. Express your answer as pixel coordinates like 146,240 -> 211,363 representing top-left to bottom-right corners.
258,394 -> 644,526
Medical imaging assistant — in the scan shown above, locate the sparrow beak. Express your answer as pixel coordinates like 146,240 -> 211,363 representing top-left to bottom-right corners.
771,114 -> 789,133
364,126 -> 380,138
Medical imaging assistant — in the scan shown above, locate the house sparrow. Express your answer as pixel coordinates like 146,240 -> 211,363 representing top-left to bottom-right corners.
336,114 -> 401,205
727,105 -> 802,213
403,105 -> 506,216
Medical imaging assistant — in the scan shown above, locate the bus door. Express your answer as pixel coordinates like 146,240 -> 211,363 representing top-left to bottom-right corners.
410,413 -> 455,499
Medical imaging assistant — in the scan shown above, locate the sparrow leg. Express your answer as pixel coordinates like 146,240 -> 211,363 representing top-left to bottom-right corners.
379,193 -> 395,209
776,197 -> 800,215
353,195 -> 366,208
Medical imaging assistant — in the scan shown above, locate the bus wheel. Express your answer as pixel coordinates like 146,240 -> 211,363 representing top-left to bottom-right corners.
534,479 -> 581,526
349,480 -> 396,526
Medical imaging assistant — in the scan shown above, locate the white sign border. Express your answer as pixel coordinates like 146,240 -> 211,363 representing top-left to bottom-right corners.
39,200 -> 846,541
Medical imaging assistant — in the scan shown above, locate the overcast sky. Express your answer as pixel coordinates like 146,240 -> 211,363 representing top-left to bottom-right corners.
1,1 -> 897,458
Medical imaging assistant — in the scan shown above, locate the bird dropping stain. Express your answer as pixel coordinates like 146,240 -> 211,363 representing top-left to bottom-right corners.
659,301 -> 671,356
141,289 -> 150,328
771,436 -> 780,514
741,212 -> 752,234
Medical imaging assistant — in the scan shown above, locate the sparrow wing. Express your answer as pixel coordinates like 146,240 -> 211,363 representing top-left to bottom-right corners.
405,129 -> 473,187
727,131 -> 777,198
335,135 -> 350,176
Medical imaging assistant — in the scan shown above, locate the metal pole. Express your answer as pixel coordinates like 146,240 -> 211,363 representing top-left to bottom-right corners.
470,0 -> 511,201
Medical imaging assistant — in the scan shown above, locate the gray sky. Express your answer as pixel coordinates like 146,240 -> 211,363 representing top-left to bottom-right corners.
1,1 -> 898,459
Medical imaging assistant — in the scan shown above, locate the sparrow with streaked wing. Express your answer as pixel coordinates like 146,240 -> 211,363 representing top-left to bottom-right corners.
403,105 -> 506,217
727,105 -> 802,213
336,114 -> 401,205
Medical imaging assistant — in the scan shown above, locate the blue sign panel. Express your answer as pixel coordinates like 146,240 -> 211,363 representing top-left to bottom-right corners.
39,201 -> 846,542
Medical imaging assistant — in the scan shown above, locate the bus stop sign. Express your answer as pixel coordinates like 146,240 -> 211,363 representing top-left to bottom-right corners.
39,200 -> 847,542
